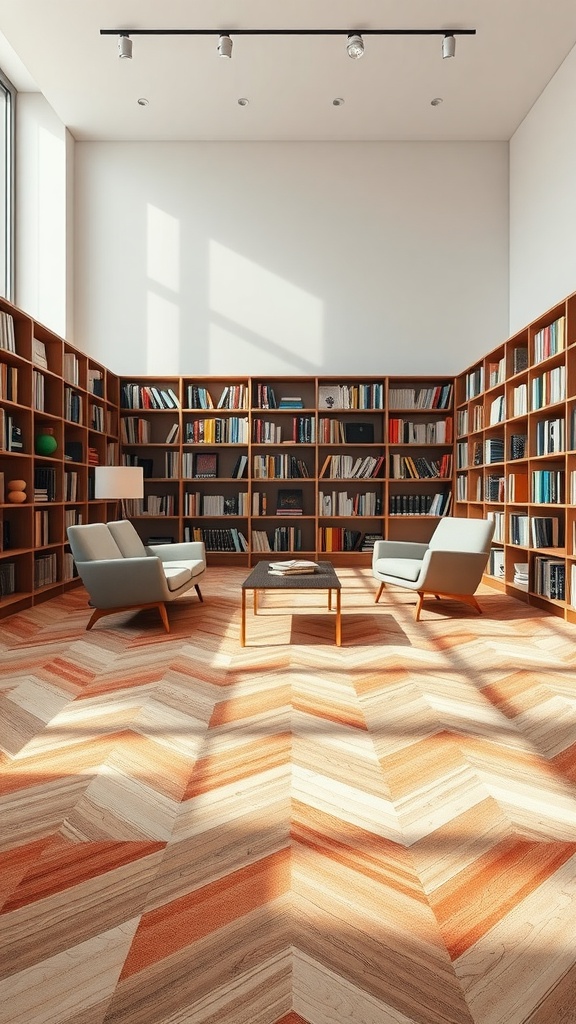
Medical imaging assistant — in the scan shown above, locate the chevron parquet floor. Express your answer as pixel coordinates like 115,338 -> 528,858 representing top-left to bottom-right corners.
1,568 -> 576,1024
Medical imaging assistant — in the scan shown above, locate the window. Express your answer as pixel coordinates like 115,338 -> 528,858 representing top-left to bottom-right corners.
0,68 -> 15,300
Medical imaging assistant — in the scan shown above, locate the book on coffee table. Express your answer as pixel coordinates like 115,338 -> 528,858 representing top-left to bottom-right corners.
268,559 -> 318,575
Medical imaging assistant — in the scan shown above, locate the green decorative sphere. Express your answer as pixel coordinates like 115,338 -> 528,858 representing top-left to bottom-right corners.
35,432 -> 58,456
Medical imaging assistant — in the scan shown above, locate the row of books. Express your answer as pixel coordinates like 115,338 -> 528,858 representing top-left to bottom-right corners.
459,434 -> 527,468
0,560 -> 16,595
253,416 -> 316,444
318,384 -> 385,410
64,386 -> 83,424
184,526 -> 248,551
389,492 -> 451,516
387,417 -> 452,444
533,316 -> 565,365
388,385 -> 452,410
34,466 -> 57,502
534,417 -> 564,456
0,411 -> 23,452
185,384 -> 249,409
319,454 -> 385,480
183,492 -> 249,516
487,356 -> 506,388
63,352 -> 80,386
533,556 -> 565,600
124,495 -> 176,516
0,361 -> 17,402
389,453 -> 452,480
88,368 -> 104,396
0,311 -> 16,353
184,417 -> 249,444
34,551 -> 58,588
121,418 -> 150,444
252,454 -> 310,479
531,365 -> 565,409
509,515 -> 561,548
319,490 -> 382,517
318,527 -> 362,551
121,383 -> 180,410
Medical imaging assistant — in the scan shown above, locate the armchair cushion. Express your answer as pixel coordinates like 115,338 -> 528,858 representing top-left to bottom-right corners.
67,523 -> 124,562
374,557 -> 422,582
107,519 -> 148,557
163,565 -> 193,591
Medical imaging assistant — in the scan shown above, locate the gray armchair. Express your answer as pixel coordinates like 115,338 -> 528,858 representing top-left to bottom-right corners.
372,517 -> 495,620
66,520 -> 206,632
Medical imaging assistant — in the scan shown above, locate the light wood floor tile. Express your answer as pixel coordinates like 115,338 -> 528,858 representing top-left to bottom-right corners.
1,568 -> 576,1023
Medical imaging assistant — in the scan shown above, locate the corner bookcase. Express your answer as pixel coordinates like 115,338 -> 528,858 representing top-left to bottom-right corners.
455,289 -> 576,624
7,282 -> 576,627
118,374 -> 455,568
0,298 -> 119,618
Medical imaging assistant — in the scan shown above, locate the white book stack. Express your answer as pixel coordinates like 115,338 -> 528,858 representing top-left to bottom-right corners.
513,563 -> 529,590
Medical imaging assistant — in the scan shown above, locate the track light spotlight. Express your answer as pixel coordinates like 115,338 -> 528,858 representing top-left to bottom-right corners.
346,33 -> 365,59
218,33 -> 233,58
118,33 -> 133,59
442,33 -> 455,59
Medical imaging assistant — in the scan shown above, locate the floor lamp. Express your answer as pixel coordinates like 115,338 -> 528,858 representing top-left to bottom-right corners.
93,466 -> 144,520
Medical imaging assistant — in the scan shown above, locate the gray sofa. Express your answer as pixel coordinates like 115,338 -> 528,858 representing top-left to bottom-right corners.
66,520 -> 206,632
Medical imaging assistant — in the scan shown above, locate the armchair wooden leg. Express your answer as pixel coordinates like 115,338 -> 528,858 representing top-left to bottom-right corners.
194,583 -> 203,602
414,592 -> 482,621
157,603 -> 170,632
85,602 -> 170,632
375,582 -> 385,603
86,608 -> 107,630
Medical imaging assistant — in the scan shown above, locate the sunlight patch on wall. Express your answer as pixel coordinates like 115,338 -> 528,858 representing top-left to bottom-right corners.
209,240 -> 323,366
147,291 -> 179,372
147,204 -> 180,291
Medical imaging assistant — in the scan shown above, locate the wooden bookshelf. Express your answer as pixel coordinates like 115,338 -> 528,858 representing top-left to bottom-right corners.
0,298 -> 119,618
456,289 -> 576,622
6,280 -> 576,625
117,373 -> 455,567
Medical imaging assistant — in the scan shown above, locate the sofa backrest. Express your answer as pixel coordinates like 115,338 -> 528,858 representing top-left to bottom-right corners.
107,520 -> 147,557
429,516 -> 495,554
67,523 -> 123,562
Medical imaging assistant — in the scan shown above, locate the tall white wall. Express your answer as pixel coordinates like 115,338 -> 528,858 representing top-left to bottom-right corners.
15,93 -> 73,337
510,44 -> 576,332
74,141 -> 509,377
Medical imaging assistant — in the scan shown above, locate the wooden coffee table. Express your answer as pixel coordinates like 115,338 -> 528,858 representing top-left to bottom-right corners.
240,560 -> 342,646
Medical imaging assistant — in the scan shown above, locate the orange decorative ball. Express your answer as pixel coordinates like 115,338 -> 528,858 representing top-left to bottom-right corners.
7,480 -> 27,503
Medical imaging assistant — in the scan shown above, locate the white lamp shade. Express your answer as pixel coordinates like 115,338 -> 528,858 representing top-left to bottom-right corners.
94,466 -> 144,499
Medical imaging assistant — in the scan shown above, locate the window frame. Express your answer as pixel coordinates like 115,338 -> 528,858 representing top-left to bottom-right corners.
0,66 -> 15,301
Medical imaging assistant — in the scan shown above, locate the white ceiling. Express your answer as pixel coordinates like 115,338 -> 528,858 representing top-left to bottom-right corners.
0,1 -> 575,142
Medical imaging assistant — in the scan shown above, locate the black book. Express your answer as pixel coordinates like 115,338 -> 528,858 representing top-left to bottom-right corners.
344,422 -> 375,444
277,488 -> 304,514
65,440 -> 83,462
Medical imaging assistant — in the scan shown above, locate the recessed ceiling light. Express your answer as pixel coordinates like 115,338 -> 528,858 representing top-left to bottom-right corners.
431,97 -> 443,106
137,97 -> 149,106
333,97 -> 345,106
238,97 -> 249,106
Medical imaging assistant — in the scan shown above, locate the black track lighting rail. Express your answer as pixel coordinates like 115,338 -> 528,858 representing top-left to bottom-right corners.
101,28 -> 476,38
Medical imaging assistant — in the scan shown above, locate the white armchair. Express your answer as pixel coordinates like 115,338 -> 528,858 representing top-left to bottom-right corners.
372,517 -> 495,620
66,520 -> 206,632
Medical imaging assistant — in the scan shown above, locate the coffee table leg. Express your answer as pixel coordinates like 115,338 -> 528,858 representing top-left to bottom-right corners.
328,588 -> 332,611
254,590 -> 258,614
241,589 -> 246,646
336,589 -> 341,646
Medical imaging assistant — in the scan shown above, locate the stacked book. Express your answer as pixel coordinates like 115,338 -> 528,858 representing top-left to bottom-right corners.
268,559 -> 318,576
278,396 -> 303,409
513,563 -> 529,589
